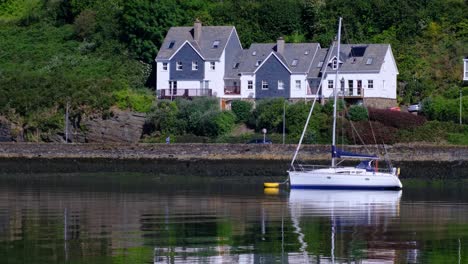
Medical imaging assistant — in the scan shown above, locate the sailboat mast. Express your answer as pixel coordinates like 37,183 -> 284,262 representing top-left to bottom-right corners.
331,17 -> 342,168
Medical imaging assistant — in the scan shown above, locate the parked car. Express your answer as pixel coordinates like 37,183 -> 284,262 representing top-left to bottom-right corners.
408,103 -> 421,113
247,138 -> 272,144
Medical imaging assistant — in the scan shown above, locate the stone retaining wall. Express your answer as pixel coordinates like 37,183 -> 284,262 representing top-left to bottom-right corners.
0,143 -> 466,162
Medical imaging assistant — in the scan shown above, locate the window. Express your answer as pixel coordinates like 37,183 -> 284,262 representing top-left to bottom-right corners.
162,63 -> 168,71
233,62 -> 240,69
295,80 -> 301,89
192,61 -> 198,71
252,51 -> 257,56
317,61 -> 323,68
210,62 -> 215,70
248,80 -> 253,90
262,80 -> 269,90
304,50 -> 310,55
168,41 -> 175,49
212,40 -> 220,48
291,59 -> 298,66
278,80 -> 284,90
255,60 -> 262,67
332,59 -> 338,70
176,61 -> 183,71
366,58 -> 373,65
348,80 -> 353,88
368,80 -> 374,88
328,80 -> 334,89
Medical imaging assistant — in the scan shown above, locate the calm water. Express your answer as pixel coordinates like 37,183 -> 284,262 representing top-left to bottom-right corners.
0,173 -> 468,264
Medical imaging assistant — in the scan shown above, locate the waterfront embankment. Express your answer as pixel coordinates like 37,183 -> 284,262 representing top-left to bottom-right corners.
0,143 -> 467,161
0,143 -> 466,178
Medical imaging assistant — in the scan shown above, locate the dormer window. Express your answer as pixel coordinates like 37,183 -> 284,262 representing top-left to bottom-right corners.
366,58 -> 374,65
252,51 -> 257,56
255,60 -> 262,67
332,59 -> 338,70
291,59 -> 298,66
168,41 -> 175,49
212,40 -> 220,48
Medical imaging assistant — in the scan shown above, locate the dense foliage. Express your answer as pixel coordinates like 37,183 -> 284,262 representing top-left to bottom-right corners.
0,0 -> 466,143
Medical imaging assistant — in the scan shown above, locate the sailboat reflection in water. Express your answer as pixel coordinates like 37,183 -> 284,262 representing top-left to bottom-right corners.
289,189 -> 403,263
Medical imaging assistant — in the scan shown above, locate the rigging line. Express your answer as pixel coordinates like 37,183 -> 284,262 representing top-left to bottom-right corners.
345,108 -> 373,154
290,40 -> 336,168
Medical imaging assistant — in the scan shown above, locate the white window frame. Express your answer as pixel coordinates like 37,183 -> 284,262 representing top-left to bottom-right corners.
262,80 -> 269,90
176,61 -> 183,71
295,80 -> 301,90
328,80 -> 333,89
162,62 -> 168,71
368,80 -> 374,89
332,59 -> 338,70
192,61 -> 198,71
278,80 -> 284,90
210,62 -> 215,70
247,80 -> 253,90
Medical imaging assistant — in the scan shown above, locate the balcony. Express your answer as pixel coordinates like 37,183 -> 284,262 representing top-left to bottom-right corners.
158,89 -> 212,99
339,87 -> 364,98
224,86 -> 241,95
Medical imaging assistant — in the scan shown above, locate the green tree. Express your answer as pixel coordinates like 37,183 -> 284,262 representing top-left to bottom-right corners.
231,100 -> 253,123
121,0 -> 186,62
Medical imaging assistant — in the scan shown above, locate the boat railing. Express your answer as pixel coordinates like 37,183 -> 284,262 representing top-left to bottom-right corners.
290,163 -> 396,174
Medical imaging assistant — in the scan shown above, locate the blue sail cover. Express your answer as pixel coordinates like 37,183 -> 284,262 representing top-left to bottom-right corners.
331,146 -> 378,159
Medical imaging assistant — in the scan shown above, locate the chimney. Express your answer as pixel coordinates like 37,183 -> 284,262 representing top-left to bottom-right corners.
194,18 -> 202,42
276,37 -> 285,54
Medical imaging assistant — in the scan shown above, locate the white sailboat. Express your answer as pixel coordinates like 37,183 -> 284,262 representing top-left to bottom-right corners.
288,17 -> 402,190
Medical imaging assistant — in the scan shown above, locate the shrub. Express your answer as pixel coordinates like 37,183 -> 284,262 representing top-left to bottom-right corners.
146,100 -> 185,135
422,95 -> 468,123
346,121 -> 398,145
198,110 -> 235,137
231,100 -> 253,123
114,88 -> 153,113
347,105 -> 368,121
368,107 -> 426,129
254,98 -> 286,133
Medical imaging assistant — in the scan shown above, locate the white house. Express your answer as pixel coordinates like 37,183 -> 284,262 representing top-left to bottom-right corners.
317,44 -> 399,108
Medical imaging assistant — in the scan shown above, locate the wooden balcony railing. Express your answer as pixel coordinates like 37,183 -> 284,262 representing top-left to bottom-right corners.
158,89 -> 212,99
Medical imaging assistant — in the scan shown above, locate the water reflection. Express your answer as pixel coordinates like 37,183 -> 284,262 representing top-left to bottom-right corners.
288,190 -> 403,263
0,174 -> 468,263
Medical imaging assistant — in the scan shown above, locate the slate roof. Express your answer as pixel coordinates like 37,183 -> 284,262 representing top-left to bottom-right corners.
156,26 -> 235,61
234,43 -> 320,75
322,44 -> 390,73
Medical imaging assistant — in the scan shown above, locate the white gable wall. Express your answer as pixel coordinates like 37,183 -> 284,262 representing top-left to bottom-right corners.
290,74 -> 315,98
240,74 -> 256,99
156,62 -> 170,90
204,50 -> 226,97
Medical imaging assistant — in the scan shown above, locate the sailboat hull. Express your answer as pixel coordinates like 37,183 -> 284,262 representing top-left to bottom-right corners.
288,167 -> 402,190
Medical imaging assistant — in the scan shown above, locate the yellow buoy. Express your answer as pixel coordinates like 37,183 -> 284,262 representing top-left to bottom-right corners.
264,188 -> 279,195
264,182 -> 280,188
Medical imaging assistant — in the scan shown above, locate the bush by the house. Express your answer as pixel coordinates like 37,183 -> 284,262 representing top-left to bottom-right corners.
231,100 -> 253,123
